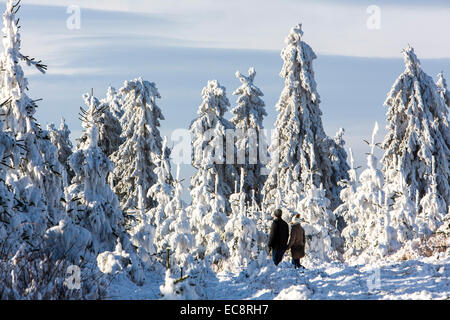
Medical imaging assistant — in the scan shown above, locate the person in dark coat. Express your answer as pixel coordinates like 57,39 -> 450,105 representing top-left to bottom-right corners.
268,209 -> 289,266
287,214 -> 306,269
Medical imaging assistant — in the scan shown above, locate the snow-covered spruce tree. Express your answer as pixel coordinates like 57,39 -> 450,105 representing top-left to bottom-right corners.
111,77 -> 169,220
333,147 -> 359,233
97,108 -> 123,159
134,137 -> 174,257
96,88 -> 124,157
230,67 -> 268,206
386,171 -> 420,246
294,145 -> 343,263
0,1 -> 110,298
204,177 -> 229,265
416,157 -> 448,237
382,46 -> 450,238
37,130 -> 65,225
0,0 -> 46,133
0,0 -> 65,227
126,188 -> 156,267
189,80 -> 238,214
77,93 -> 123,158
262,24 -> 349,213
68,92 -> 145,285
168,165 -> 194,271
189,171 -> 212,259
225,168 -> 259,271
189,172 -> 229,265
0,116 -> 22,254
101,86 -> 124,120
436,71 -> 450,108
161,183 -> 216,300
327,128 -> 351,210
341,123 -> 399,262
47,118 -> 74,187
67,92 -> 124,253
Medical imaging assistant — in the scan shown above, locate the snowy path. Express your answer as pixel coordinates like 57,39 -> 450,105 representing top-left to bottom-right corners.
212,256 -> 449,300
107,255 -> 449,300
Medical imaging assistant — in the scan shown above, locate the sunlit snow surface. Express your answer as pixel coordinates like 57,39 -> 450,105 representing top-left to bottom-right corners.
107,253 -> 449,300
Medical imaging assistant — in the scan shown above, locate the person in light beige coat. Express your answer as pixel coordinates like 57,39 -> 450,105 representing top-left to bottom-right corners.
287,214 -> 306,269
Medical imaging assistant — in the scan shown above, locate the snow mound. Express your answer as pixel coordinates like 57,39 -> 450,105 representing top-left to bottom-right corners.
274,284 -> 310,300
160,270 -> 199,300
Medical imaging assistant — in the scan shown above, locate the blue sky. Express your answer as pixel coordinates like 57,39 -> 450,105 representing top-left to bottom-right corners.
4,1 -> 450,192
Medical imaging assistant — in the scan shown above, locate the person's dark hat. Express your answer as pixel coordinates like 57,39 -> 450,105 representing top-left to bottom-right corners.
274,209 -> 282,217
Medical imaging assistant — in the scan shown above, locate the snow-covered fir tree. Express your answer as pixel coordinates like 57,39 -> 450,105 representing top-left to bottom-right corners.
416,156 -> 448,237
38,130 -> 65,225
67,91 -> 146,285
189,80 -> 238,214
145,137 -> 174,253
66,92 -> 124,254
0,116 -> 21,253
77,93 -> 123,158
0,0 -> 46,133
97,87 -> 124,156
0,1 -> 111,298
189,171 -> 212,259
111,77 -> 169,218
225,168 -> 259,271
189,172 -> 229,265
333,147 -> 358,233
436,71 -> 450,108
97,108 -> 123,158
101,86 -> 124,120
382,46 -> 450,239
47,118 -> 74,187
327,128 -> 351,210
341,123 -> 398,261
168,165 -> 194,271
0,0 -> 64,227
294,145 -> 343,263
126,193 -> 156,267
262,24 -> 349,213
204,177 -> 229,265
230,67 -> 268,206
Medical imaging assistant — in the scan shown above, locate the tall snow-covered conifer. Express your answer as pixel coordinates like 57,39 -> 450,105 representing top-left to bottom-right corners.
189,80 -> 238,213
0,0 -> 64,227
112,78 -> 169,218
382,46 -> 450,238
231,67 -> 268,206
67,92 -> 124,253
189,80 -> 236,263
262,24 -> 349,213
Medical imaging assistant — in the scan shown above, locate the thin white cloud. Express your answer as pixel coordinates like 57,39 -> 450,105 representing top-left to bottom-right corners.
3,0 -> 450,58
26,66 -> 105,76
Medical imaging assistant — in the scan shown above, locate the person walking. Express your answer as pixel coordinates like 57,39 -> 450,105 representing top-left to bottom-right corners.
287,214 -> 306,269
268,209 -> 289,266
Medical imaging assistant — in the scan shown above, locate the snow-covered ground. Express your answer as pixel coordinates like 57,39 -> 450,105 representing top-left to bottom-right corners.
107,253 -> 449,300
